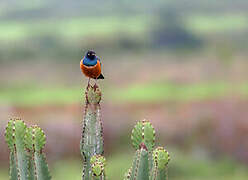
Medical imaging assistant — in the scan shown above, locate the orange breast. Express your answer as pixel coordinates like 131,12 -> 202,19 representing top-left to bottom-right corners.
80,60 -> 101,79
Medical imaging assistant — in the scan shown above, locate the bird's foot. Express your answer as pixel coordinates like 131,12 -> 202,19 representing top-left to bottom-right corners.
86,83 -> 90,90
93,83 -> 98,91
87,78 -> 91,90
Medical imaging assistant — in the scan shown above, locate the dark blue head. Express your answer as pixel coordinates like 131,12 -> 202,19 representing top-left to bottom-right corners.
83,50 -> 98,66
86,50 -> 96,60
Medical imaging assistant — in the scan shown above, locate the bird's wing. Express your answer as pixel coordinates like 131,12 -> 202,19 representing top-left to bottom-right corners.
97,57 -> 102,67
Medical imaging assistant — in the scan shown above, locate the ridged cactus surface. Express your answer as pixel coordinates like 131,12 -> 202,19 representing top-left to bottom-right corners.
90,155 -> 106,180
4,81 -> 171,180
125,120 -> 170,180
131,120 -> 155,152
151,147 -> 170,180
5,118 -> 51,180
80,85 -> 106,180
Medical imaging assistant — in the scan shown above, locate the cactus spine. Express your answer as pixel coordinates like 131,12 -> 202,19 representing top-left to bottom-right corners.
150,147 -> 170,180
80,85 -> 106,180
5,80 -> 171,180
26,126 -> 51,180
90,155 -> 106,180
125,120 -> 170,180
5,118 -> 51,180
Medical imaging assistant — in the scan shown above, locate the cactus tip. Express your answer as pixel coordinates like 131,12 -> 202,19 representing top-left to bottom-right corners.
131,120 -> 155,151
139,142 -> 148,151
153,147 -> 170,169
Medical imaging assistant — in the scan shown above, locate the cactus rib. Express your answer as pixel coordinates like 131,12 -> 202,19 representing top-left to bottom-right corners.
5,118 -> 51,180
151,147 -> 170,180
80,85 -> 104,180
131,120 -> 155,152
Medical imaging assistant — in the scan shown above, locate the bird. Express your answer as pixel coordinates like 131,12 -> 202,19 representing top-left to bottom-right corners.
80,50 -> 104,86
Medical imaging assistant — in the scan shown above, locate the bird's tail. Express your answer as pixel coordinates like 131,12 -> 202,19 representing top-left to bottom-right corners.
97,74 -> 104,79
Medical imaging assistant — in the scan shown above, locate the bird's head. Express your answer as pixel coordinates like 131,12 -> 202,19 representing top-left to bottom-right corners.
86,50 -> 96,60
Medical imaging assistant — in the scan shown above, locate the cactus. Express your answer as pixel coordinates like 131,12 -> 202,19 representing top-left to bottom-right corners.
90,155 -> 106,180
5,80 -> 171,180
25,126 -> 51,180
5,118 -> 51,180
125,120 -> 170,180
80,84 -> 106,180
150,147 -> 170,180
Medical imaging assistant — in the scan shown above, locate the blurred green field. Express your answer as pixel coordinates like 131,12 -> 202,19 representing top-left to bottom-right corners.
1,14 -> 247,42
0,16 -> 148,42
1,1 -> 248,179
186,14 -> 248,34
0,81 -> 246,106
111,82 -> 243,103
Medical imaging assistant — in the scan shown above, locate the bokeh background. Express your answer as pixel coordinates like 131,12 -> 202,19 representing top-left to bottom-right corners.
1,0 -> 248,179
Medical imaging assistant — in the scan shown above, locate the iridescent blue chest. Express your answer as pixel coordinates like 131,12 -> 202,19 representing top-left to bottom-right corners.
83,57 -> 98,67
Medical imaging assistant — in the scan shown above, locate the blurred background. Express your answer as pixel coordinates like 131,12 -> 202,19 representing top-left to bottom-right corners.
0,0 -> 248,179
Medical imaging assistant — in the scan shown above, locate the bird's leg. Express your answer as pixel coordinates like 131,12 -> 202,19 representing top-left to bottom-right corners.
94,78 -> 98,89
87,77 -> 91,89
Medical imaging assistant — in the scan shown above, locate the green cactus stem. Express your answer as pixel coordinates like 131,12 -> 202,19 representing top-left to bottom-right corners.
126,120 -> 170,180
25,127 -> 36,180
150,147 -> 170,180
125,143 -> 149,180
126,120 -> 156,180
135,143 -> 150,180
124,168 -> 131,180
80,85 -> 104,180
5,120 -> 18,180
90,155 -> 106,180
25,126 -> 51,180
131,120 -> 155,152
131,120 -> 155,171
9,151 -> 18,180
5,118 -> 30,180
5,118 -> 51,180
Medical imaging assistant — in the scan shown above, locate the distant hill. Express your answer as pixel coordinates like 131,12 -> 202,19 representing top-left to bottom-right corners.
0,0 -> 247,62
